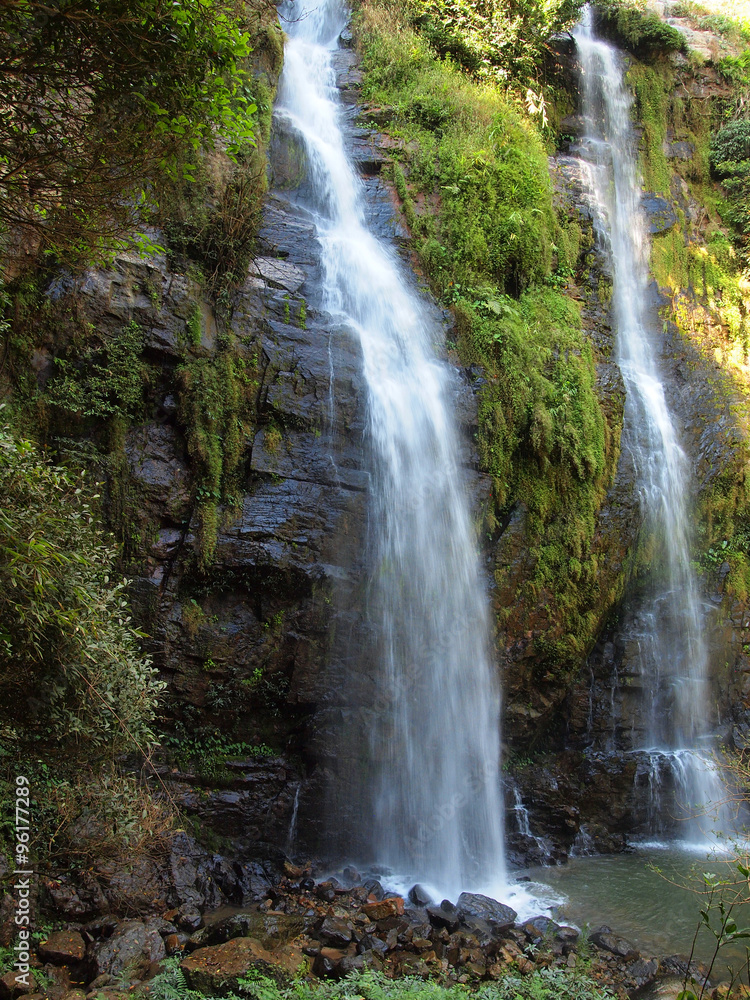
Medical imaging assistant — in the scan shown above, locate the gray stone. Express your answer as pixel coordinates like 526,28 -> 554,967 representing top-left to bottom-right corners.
641,194 -> 679,234
457,892 -> 517,931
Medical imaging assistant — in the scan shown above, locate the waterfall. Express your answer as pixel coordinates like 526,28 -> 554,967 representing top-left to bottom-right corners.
573,9 -> 725,842
276,0 -> 505,894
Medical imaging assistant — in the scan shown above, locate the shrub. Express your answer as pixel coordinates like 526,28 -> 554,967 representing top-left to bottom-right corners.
0,419 -> 164,754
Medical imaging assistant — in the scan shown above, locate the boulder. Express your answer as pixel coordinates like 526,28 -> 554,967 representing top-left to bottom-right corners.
590,925 -> 638,958
182,936 -> 306,991
456,892 -> 517,931
361,898 -> 404,920
408,884 -> 432,907
38,931 -> 86,964
92,920 -> 165,979
641,194 -> 679,234
318,917 -> 354,947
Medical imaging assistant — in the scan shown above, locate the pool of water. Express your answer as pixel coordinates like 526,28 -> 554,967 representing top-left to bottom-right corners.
520,845 -> 750,975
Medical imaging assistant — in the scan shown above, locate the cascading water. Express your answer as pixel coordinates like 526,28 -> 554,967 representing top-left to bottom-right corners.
573,9 -> 727,843
276,0 -> 505,894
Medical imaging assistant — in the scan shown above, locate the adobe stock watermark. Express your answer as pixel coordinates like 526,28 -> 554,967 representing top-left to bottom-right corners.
13,775 -> 34,988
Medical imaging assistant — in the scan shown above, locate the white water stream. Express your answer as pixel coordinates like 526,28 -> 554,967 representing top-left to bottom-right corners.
574,11 -> 727,843
276,0 -> 505,896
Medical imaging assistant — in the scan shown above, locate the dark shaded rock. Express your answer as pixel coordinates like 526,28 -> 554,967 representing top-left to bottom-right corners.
363,879 -> 384,901
408,884 -> 432,907
93,920 -> 164,979
590,926 -> 638,958
318,917 -> 354,947
38,931 -> 86,965
313,947 -> 345,977
426,901 -> 460,932
456,893 -> 517,931
357,935 -> 388,957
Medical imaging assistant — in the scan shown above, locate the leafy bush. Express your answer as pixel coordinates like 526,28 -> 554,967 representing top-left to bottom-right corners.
711,119 -> 750,171
0,0 -> 268,273
0,419 -> 164,754
400,0 -> 586,85
594,0 -> 687,56
45,319 -> 149,421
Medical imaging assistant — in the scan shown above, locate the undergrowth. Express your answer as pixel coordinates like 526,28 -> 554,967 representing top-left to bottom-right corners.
141,962 -> 615,1000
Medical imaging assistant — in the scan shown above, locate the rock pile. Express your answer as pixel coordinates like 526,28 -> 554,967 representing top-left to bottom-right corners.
4,868 -> 713,1000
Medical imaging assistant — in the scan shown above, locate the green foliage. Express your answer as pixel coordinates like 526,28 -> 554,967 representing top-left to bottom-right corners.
399,0 -> 585,85
0,0 -> 268,272
593,0 -> 688,56
710,119 -> 750,250
141,963 -> 615,1000
45,319 -> 149,420
357,13 -> 560,294
177,346 -> 257,568
0,420 -> 164,754
161,729 -> 275,781
161,154 -> 267,298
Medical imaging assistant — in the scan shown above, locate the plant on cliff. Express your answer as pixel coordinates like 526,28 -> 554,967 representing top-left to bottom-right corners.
396,0 -> 585,85
593,0 -> 687,56
0,0 -> 267,274
177,345 -> 258,568
0,419 -> 164,753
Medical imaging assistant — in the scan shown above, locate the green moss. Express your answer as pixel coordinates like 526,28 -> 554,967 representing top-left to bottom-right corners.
186,304 -> 203,347
177,347 -> 257,569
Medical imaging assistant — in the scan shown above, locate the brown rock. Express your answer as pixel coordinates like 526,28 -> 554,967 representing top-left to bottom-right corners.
361,898 -> 404,921
181,936 -> 307,992
0,972 -> 37,999
39,931 -> 86,965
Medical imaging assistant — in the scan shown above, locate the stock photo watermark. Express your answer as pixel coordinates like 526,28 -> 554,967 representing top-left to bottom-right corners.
12,775 -> 34,987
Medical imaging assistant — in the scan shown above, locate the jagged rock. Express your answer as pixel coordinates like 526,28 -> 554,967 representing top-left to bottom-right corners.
362,879 -> 384,901
521,916 -> 558,944
456,893 -> 517,930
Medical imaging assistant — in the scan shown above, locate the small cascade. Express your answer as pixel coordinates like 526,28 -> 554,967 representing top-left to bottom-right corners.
573,7 -> 725,842
510,786 -> 551,863
286,784 -> 301,855
634,750 -> 732,846
276,0 -> 506,895
570,825 -> 596,857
